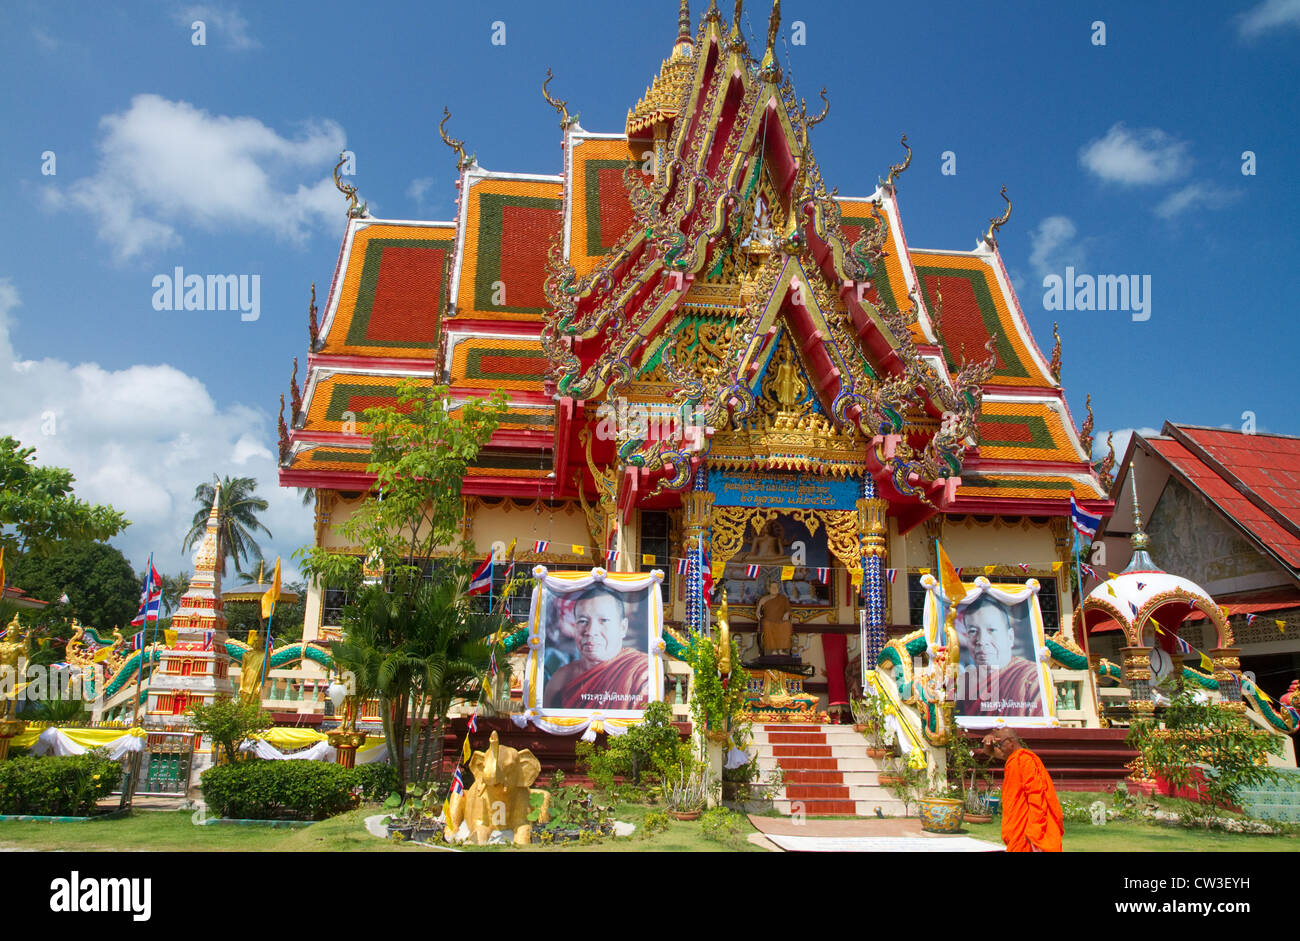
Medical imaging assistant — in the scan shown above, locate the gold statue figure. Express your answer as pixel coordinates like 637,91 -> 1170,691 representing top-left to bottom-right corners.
757,578 -> 793,656
240,630 -> 268,705
0,615 -> 30,721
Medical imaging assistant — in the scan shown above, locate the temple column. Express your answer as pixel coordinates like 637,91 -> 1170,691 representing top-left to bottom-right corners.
1120,644 -> 1155,715
682,470 -> 714,634
858,476 -> 889,678
1211,647 -> 1244,712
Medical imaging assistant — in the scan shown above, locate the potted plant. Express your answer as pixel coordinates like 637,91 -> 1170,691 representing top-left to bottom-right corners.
665,758 -> 711,820
917,779 -> 965,833
851,691 -> 891,759
882,757 -> 928,817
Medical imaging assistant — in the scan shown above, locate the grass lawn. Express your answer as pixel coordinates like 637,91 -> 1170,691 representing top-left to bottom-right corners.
0,802 -> 761,852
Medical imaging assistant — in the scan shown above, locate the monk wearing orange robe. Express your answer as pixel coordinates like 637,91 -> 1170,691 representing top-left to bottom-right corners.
984,728 -> 1063,852
545,585 -> 649,710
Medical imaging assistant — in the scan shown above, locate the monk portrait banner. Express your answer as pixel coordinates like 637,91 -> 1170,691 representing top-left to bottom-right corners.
523,567 -> 666,717
919,575 -> 1057,729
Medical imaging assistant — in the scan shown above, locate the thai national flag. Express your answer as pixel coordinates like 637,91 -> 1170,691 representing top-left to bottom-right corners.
131,631 -> 145,651
1173,634 -> 1192,655
467,553 -> 493,596
745,564 -> 760,579
202,631 -> 214,651
1017,562 -> 1030,574
131,558 -> 162,626
489,650 -> 499,677
605,548 -> 619,565
533,540 -> 549,553
467,711 -> 478,733
451,766 -> 465,795
1246,613 -> 1258,626
676,557 -> 688,575
885,568 -> 898,584
1070,494 -> 1102,541
1079,563 -> 1097,581
817,567 -> 829,584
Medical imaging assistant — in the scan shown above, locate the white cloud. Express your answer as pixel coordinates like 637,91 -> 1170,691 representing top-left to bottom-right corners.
1095,426 -> 1161,463
32,27 -> 59,52
42,95 -> 347,262
1238,0 -> 1300,38
407,177 -> 434,204
1027,215 -> 1088,282
1079,123 -> 1192,186
0,278 -> 311,582
1154,181 -> 1243,220
174,4 -> 259,50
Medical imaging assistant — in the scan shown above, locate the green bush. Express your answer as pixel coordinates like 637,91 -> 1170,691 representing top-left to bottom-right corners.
642,810 -> 669,835
200,759 -> 358,821
351,762 -> 400,802
699,806 -> 747,844
0,752 -> 122,816
575,701 -> 687,790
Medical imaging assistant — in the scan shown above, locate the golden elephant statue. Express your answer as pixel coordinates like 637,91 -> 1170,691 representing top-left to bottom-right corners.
444,730 -> 551,845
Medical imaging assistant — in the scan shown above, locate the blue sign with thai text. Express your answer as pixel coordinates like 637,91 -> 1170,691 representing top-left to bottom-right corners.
709,472 -> 859,510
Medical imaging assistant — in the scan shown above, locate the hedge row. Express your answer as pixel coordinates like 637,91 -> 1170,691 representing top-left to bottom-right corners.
0,753 -> 123,816
201,760 -> 400,821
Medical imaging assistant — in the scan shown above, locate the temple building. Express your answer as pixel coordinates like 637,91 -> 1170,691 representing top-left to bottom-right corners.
1097,423 -> 1300,705
279,1 -> 1111,725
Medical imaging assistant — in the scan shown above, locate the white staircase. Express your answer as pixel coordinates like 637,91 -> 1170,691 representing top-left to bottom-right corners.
752,724 -> 907,817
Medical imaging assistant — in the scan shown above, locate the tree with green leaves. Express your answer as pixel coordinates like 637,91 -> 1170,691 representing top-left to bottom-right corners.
188,699 -> 273,764
9,541 -> 139,632
181,475 -> 272,576
299,380 -> 510,788
0,436 -> 128,557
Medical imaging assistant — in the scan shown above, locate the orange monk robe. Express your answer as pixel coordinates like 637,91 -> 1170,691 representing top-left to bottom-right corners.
545,648 -> 649,710
1001,747 -> 1064,852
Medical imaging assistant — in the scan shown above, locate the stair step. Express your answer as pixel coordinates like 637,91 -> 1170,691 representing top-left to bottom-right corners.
772,798 -> 909,817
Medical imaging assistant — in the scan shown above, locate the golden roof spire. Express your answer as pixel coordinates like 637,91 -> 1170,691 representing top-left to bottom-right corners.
759,0 -> 781,79
679,0 -> 691,40
984,185 -> 1012,244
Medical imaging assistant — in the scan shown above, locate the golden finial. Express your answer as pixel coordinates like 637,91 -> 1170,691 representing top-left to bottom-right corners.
439,107 -> 474,171
1128,460 -> 1150,552
542,68 -> 579,129
931,278 -> 943,338
1049,322 -> 1062,380
705,0 -> 720,22
806,87 -> 829,127
678,0 -> 692,40
882,134 -> 911,188
332,152 -> 367,218
760,0 -> 781,76
1080,393 -> 1095,457
984,184 -> 1012,244
1097,431 -> 1116,490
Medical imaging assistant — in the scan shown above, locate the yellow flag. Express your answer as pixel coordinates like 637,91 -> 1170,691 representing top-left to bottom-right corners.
1200,652 -> 1213,671
851,571 -> 863,590
1051,561 -> 1064,572
935,543 -> 965,604
462,735 -> 472,764
1257,686 -> 1274,703
261,557 -> 282,619
919,567 -> 932,575
0,546 -> 5,591
1106,584 -> 1117,597
164,629 -> 178,647
572,544 -> 586,556
983,565 -> 996,575
442,795 -> 452,824
711,561 -> 725,579
93,646 -> 112,663
1277,620 -> 1287,633
642,554 -> 655,566
781,565 -> 795,581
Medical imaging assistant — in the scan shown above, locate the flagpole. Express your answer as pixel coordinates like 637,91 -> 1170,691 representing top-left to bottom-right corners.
143,555 -> 166,719
260,602 -> 275,692
130,553 -> 154,727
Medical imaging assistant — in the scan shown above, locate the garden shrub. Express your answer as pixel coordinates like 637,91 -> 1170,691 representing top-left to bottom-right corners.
575,701 -> 687,790
200,759 -> 358,821
0,752 -> 122,816
699,806 -> 747,844
642,810 -> 669,835
351,762 -> 400,802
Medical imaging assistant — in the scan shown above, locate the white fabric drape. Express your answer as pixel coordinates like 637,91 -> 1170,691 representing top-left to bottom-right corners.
238,738 -> 337,762
30,727 -> 145,760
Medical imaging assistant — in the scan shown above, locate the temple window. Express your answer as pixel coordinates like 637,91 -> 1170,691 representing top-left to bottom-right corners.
640,510 -> 672,594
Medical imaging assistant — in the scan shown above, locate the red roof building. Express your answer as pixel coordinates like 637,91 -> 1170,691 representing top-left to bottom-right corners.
1099,422 -> 1300,701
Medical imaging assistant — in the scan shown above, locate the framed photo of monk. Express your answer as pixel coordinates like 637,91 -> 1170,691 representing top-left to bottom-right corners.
524,568 -> 666,716
921,576 -> 1056,729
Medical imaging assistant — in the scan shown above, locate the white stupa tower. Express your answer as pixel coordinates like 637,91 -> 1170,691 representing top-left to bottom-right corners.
148,485 -> 235,782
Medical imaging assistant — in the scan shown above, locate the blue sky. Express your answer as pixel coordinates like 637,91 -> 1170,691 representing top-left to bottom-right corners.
2,0 -> 1298,580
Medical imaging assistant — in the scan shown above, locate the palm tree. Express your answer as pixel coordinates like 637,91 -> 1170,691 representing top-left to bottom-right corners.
181,475 -> 272,577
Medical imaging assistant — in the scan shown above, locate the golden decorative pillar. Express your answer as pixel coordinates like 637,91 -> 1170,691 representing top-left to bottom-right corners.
1211,647 -> 1245,713
858,495 -> 889,625
0,719 -> 25,764
328,730 -> 367,769
1120,645 -> 1155,714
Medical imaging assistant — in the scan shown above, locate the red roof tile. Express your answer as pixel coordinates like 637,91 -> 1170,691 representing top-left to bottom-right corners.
1148,430 -> 1300,568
